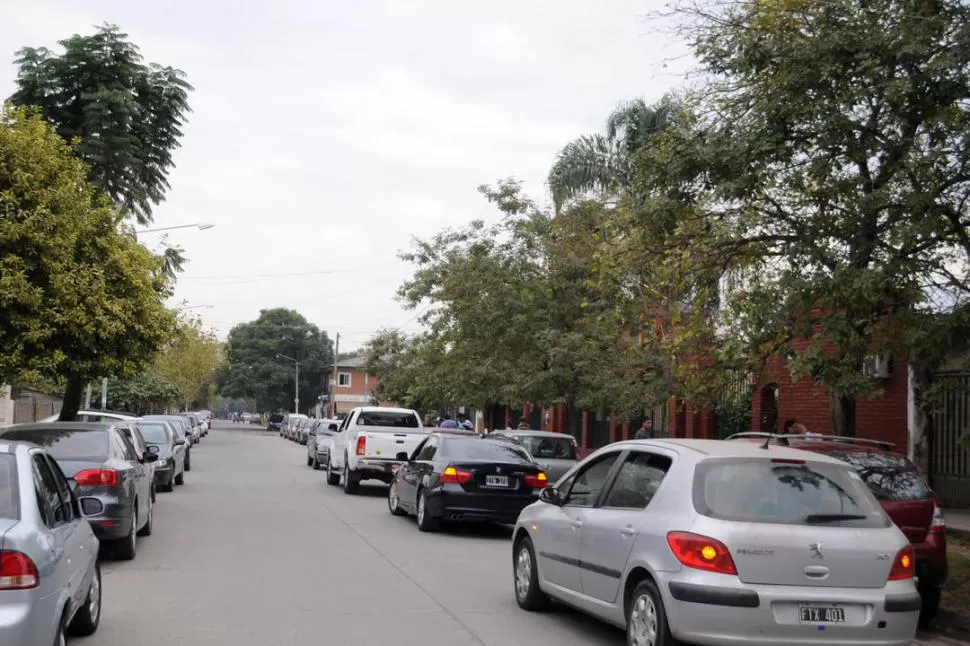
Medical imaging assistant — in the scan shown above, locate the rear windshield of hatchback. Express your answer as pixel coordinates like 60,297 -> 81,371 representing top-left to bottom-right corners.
815,450 -> 933,501
1,429 -> 110,461
0,455 -> 19,520
693,457 -> 889,527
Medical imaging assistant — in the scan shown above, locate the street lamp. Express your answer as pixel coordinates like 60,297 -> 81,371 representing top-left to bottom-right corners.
134,223 -> 215,234
276,353 -> 300,414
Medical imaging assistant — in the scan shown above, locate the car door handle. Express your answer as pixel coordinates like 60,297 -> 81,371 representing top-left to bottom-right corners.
621,525 -> 636,536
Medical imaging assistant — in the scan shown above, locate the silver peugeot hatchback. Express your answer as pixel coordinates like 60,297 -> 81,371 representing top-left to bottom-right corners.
512,438 -> 919,646
0,441 -> 102,646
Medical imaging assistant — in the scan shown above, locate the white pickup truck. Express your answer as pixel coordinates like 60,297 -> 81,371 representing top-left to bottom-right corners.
326,407 -> 429,494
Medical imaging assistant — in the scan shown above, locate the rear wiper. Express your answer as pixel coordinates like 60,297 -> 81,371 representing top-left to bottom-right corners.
802,513 -> 867,523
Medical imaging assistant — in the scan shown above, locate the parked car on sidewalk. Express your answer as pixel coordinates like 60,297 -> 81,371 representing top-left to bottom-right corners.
0,423 -> 158,561
490,430 -> 579,482
307,420 -> 339,470
0,440 -> 103,646
140,415 -> 193,472
328,407 -> 429,494
511,438 -> 920,646
389,431 -> 548,530
727,431 -> 947,626
137,420 -> 186,491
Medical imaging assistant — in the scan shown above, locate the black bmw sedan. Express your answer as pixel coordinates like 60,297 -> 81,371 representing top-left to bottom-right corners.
388,430 -> 548,531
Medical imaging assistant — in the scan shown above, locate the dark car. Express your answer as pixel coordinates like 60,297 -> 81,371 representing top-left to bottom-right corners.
137,420 -> 187,492
728,432 -> 947,625
490,430 -> 578,482
0,422 -> 158,560
267,414 -> 284,432
388,431 -> 549,531
140,415 -> 193,472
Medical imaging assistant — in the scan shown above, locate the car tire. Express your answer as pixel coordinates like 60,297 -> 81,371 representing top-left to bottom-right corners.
114,509 -> 137,561
137,497 -> 153,537
67,562 -> 101,636
306,455 -> 313,467
343,459 -> 360,495
513,535 -> 550,610
312,456 -> 320,470
53,618 -> 67,646
626,579 -> 678,646
174,470 -> 184,486
416,489 -> 439,532
326,459 -> 340,486
388,481 -> 406,516
184,453 -> 191,472
161,478 -> 174,492
919,585 -> 941,627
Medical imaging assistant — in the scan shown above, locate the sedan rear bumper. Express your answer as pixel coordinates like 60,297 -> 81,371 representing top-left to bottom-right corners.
426,486 -> 540,523
84,499 -> 135,540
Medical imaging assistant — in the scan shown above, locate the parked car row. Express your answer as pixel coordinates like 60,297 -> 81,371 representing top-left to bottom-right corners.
0,410 -> 211,645
285,408 -> 935,646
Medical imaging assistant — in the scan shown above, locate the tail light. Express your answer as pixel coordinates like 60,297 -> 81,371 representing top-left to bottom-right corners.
0,551 -> 39,589
355,436 -> 366,456
74,468 -> 119,487
666,531 -> 737,575
931,505 -> 946,534
524,472 -> 548,488
888,545 -> 915,580
440,465 -> 472,484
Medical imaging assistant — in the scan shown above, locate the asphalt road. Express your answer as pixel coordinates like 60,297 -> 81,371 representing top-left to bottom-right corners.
75,421 -> 963,646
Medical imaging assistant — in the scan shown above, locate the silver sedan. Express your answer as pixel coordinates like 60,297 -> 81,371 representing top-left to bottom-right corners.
0,441 -> 102,646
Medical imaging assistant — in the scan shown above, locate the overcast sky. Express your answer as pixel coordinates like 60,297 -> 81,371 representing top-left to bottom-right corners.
0,0 -> 688,351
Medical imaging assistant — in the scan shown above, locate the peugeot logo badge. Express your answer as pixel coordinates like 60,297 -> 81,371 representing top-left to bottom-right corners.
495,466 -> 501,473
809,542 -> 824,559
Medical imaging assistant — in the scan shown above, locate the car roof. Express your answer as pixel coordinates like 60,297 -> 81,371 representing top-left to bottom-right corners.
356,407 -> 414,414
612,438 -> 850,465
496,430 -> 575,440
433,429 -> 481,437
3,422 -> 120,432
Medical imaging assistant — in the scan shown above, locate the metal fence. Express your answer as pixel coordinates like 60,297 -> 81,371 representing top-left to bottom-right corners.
927,372 -> 970,506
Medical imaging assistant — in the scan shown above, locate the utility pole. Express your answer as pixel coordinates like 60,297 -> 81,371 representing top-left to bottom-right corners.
294,361 -> 300,415
100,377 -> 107,410
84,383 -> 92,409
331,333 -> 340,418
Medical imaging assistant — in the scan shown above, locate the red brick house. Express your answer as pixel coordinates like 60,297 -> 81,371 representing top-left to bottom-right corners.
322,357 -> 395,417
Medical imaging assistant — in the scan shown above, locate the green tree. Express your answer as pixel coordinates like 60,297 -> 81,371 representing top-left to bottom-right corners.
10,24 -> 193,225
656,0 -> 970,432
93,372 -> 181,415
154,317 -> 223,411
547,96 -> 677,212
0,106 -> 176,419
219,309 -> 334,413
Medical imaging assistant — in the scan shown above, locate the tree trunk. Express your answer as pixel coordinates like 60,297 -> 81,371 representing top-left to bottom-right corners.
59,376 -> 85,421
830,391 -> 856,436
910,363 -> 932,474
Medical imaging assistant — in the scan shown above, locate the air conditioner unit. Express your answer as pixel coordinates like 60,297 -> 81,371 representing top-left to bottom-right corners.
862,354 -> 892,379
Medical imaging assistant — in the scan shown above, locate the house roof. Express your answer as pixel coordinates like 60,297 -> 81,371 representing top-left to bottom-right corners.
333,356 -> 367,369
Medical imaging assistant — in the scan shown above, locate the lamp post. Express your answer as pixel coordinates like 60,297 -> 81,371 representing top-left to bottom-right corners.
276,353 -> 300,414
134,223 -> 215,234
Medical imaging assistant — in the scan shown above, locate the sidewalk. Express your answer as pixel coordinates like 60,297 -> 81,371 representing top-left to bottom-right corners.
945,509 -> 970,532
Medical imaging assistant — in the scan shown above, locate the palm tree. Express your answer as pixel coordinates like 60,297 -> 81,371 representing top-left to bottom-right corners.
547,96 -> 678,213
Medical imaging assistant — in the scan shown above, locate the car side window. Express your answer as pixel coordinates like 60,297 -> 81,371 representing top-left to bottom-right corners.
44,455 -> 75,523
562,452 -> 621,508
32,454 -> 65,526
416,437 -> 438,461
602,451 -> 673,509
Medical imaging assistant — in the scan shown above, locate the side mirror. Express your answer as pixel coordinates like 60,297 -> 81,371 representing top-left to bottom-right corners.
539,487 -> 564,506
395,452 -> 409,462
143,451 -> 159,463
175,439 -> 186,446
329,423 -> 338,432
146,445 -> 160,454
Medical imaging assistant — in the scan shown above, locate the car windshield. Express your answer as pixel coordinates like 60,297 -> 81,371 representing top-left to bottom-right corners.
515,435 -> 577,460
356,411 -> 420,428
138,424 -> 170,444
693,457 -> 888,527
445,438 -> 533,463
817,450 -> 933,501
0,429 -> 109,461
0,455 -> 19,520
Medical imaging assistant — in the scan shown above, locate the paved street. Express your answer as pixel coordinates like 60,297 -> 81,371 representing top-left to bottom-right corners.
75,422 -> 964,646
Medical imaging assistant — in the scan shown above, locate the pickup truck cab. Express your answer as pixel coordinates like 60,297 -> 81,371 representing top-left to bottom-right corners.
327,407 -> 428,494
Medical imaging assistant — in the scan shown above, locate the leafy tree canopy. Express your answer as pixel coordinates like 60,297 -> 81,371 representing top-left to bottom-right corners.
154,316 -> 223,410
93,372 -> 181,415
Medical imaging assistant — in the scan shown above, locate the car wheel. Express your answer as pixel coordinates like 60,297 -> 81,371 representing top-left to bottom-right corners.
326,458 -> 341,486
184,453 -> 191,472
513,535 -> 550,610
312,456 -> 320,470
416,489 -> 438,532
388,481 -> 406,516
306,455 -> 313,467
137,497 -> 153,537
114,509 -> 137,560
53,619 -> 66,646
626,578 -> 677,646
919,585 -> 942,627
174,470 -> 184,486
343,459 -> 360,495
67,562 -> 101,636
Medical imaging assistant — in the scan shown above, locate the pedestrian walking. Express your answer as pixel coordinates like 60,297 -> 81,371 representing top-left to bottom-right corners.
634,419 -> 654,439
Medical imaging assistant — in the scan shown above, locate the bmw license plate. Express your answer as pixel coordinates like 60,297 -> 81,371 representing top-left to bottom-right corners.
798,605 -> 845,624
484,475 -> 509,487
